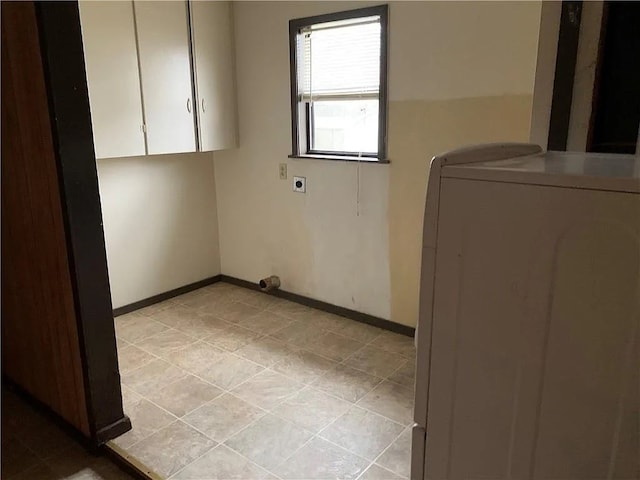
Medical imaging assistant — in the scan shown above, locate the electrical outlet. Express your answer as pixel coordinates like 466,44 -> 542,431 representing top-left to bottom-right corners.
279,163 -> 287,180
293,176 -> 306,193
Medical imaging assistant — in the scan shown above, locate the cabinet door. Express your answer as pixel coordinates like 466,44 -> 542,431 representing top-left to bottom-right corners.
190,1 -> 238,151
79,1 -> 145,159
134,1 -> 196,155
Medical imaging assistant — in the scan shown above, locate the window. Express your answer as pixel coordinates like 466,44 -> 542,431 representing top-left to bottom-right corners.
289,5 -> 388,162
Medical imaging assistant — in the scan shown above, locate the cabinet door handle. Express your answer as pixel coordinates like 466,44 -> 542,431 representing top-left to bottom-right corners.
201,98 -> 206,113
186,98 -> 192,113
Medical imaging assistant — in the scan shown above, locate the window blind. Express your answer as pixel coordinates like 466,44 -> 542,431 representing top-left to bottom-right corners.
298,16 -> 381,100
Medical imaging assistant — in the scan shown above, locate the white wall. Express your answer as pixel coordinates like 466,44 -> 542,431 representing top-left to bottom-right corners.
214,1 -> 542,325
97,153 -> 221,308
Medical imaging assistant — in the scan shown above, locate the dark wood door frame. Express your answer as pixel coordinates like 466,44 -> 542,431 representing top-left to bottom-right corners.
547,1 -> 583,151
34,1 -> 130,444
585,2 -> 609,151
587,2 -> 640,154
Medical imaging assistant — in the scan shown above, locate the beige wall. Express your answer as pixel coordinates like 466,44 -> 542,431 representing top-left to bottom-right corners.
97,153 -> 221,308
215,1 -> 542,326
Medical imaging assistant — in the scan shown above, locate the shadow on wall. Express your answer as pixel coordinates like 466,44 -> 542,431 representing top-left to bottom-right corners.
97,152 -> 221,309
387,94 -> 534,327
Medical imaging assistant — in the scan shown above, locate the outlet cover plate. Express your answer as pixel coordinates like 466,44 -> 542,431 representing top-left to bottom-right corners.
293,176 -> 306,193
279,163 -> 287,180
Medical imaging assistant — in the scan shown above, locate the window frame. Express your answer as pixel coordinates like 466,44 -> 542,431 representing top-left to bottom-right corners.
288,5 -> 389,163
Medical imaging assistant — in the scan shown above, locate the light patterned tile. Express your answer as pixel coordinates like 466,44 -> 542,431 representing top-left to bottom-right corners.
313,365 -> 382,403
329,319 -> 384,343
135,299 -> 177,317
271,349 -> 338,384
175,291 -> 223,310
224,414 -> 313,470
153,307 -> 230,339
359,463 -> 405,480
271,321 -> 326,347
196,353 -> 264,390
210,301 -> 262,324
303,331 -> 366,362
117,344 -> 156,374
376,428 -> 411,478
200,282 -> 237,294
387,359 -> 415,389
370,331 -> 415,358
274,437 -> 368,480
113,398 -> 175,449
204,324 -> 261,352
127,421 -> 216,478
320,406 -> 404,461
236,310 -> 294,335
357,380 -> 414,426
343,345 -> 406,378
183,393 -> 265,443
116,336 -> 130,350
235,336 -> 298,367
173,445 -> 272,479
120,385 -> 142,409
231,370 -> 303,410
267,300 -> 316,320
135,329 -> 198,358
148,304 -> 199,328
121,359 -> 188,397
226,288 -> 261,305
391,358 -> 415,379
240,291 -> 284,310
146,375 -> 222,418
165,341 -> 225,374
114,314 -> 169,344
303,310 -> 350,331
272,387 -> 350,433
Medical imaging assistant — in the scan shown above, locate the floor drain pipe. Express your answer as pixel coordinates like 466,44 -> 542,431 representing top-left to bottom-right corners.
259,275 -> 280,292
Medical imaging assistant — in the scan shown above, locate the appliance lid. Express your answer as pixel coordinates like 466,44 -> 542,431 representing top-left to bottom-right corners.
442,150 -> 640,193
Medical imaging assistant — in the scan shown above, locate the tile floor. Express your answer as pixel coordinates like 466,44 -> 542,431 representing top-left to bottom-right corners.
114,282 -> 416,479
1,388 -> 135,480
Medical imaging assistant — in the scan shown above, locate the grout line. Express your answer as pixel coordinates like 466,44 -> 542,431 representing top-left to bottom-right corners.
272,429 -> 376,479
222,444 -> 283,480
268,430 -> 319,474
355,462 -> 408,480
136,329 -> 407,427
117,282 -> 415,477
121,329 -> 411,435
366,424 -> 412,479
115,322 -> 180,347
120,396 -> 220,452
113,402 -> 180,451
123,350 -> 265,409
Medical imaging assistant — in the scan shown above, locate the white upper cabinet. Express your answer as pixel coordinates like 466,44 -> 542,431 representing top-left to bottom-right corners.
190,1 -> 238,151
79,1 -> 146,159
79,1 -> 238,158
134,1 -> 196,155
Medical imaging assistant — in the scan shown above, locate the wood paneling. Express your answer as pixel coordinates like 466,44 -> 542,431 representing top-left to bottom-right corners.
1,1 -> 90,436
